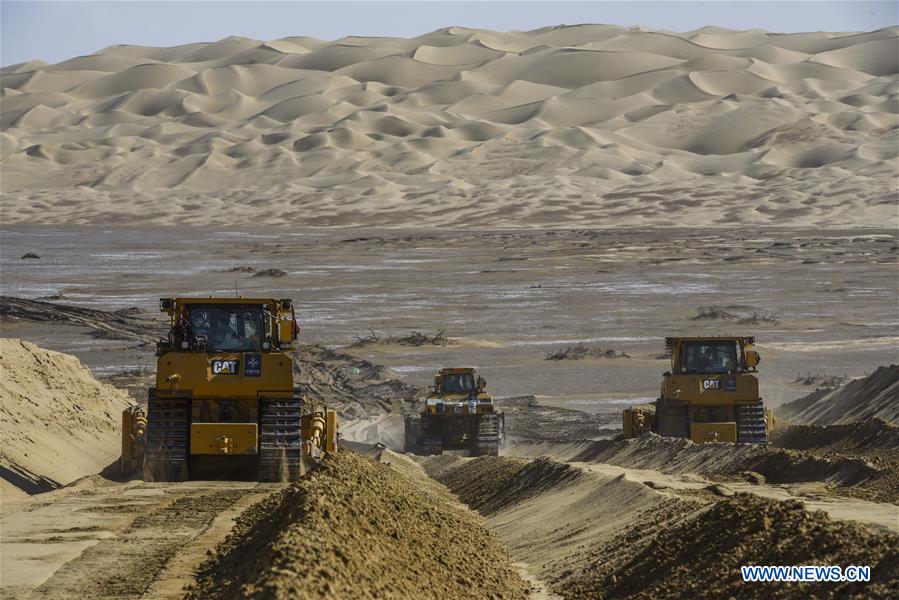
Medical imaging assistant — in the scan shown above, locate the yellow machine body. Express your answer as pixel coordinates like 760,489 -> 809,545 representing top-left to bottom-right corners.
690,422 -> 737,444
120,405 -> 146,475
406,368 -> 505,456
190,423 -> 258,455
622,406 -> 654,439
623,336 -> 771,444
124,296 -> 337,482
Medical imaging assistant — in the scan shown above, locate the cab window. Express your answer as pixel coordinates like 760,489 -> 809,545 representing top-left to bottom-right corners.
681,341 -> 738,374
442,373 -> 475,393
189,307 -> 263,352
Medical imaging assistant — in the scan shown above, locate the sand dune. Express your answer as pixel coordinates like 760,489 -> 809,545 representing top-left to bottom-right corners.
1,25 -> 897,227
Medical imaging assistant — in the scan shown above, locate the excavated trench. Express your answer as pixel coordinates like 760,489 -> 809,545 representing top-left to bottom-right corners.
423,453 -> 899,599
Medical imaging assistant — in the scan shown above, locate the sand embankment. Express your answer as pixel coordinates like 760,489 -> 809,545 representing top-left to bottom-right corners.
777,365 -> 899,425
426,455 -> 899,599
190,450 -> 530,599
2,26 -> 897,228
0,338 -> 133,497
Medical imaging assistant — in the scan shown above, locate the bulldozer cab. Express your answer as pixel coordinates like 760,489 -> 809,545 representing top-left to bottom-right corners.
434,368 -> 485,395
159,297 -> 298,354
668,336 -> 760,375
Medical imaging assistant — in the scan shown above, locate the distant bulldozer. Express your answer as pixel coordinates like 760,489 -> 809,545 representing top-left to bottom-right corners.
624,336 -> 772,444
121,296 -> 337,482
405,368 -> 504,456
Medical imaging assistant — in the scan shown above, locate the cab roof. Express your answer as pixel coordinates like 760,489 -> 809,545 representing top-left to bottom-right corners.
170,297 -> 283,304
438,367 -> 476,374
665,336 -> 755,346
160,297 -> 293,313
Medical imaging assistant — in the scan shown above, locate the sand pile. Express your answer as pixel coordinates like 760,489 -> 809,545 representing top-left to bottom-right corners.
772,418 -> 899,454
0,338 -> 134,496
509,434 -> 879,485
426,455 -> 583,514
777,365 -> 899,425
427,455 -> 700,598
567,493 -> 899,599
770,419 -> 899,503
190,450 -> 529,599
497,395 -> 614,442
2,26 -> 897,228
506,433 -> 896,502
430,456 -> 898,598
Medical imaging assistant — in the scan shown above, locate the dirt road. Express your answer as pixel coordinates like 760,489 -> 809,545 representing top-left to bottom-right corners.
1,479 -> 277,599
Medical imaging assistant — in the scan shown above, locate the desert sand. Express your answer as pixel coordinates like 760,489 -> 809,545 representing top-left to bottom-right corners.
1,319 -> 897,598
0,338 -> 133,499
778,364 -> 899,424
2,25 -> 898,228
1,21 -> 898,600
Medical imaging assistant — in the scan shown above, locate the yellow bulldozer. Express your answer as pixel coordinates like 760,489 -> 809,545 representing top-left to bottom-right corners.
623,336 -> 772,444
121,297 -> 337,482
405,368 -> 504,456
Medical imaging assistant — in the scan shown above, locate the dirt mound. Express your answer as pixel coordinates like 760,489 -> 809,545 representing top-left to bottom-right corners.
190,450 -> 529,599
552,497 -> 695,599
772,419 -> 899,454
428,454 -> 899,599
778,365 -> 899,425
425,454 -> 701,598
497,395 -> 615,442
429,456 -> 583,515
508,434 -> 888,498
589,494 -> 899,600
770,419 -> 899,503
293,344 -> 420,419
0,339 -> 134,495
0,296 -> 163,343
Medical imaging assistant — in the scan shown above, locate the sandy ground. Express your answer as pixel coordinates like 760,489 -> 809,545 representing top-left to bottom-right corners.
1,477 -> 275,599
1,27 -> 897,229
0,325 -> 896,597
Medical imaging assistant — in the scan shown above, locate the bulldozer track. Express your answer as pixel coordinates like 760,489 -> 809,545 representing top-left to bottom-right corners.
736,403 -> 768,444
656,403 -> 690,439
144,391 -> 189,481
473,413 -> 502,456
259,395 -> 304,482
419,437 -> 444,455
